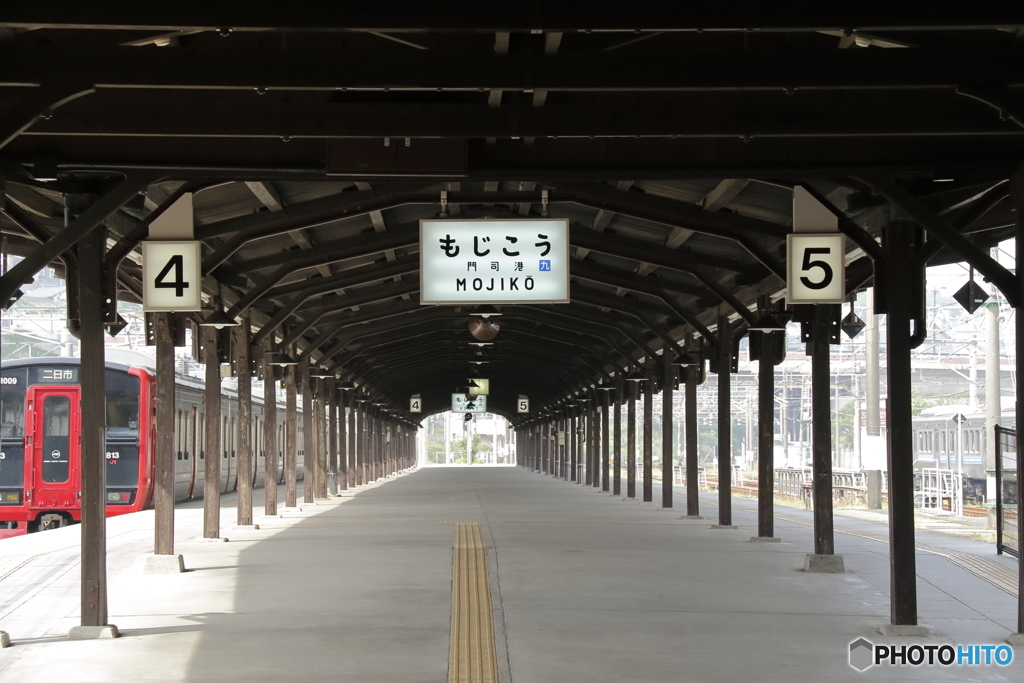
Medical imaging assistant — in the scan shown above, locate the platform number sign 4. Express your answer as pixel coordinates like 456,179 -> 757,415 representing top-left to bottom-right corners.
518,397 -> 529,414
142,241 -> 202,311
787,234 -> 845,304
410,397 -> 422,413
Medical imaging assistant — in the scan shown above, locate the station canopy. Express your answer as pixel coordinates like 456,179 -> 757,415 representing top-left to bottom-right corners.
1,7 -> 1022,421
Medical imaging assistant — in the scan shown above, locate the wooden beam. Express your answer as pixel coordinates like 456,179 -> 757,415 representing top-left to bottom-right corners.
702,178 -> 750,212
245,180 -> 284,212
7,45 -> 1024,91
4,7 -> 1024,32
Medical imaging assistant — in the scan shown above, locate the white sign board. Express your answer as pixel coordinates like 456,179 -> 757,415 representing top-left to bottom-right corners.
420,219 -> 570,304
409,397 -> 422,413
787,234 -> 846,304
142,241 -> 202,311
517,397 -> 530,414
452,394 -> 487,413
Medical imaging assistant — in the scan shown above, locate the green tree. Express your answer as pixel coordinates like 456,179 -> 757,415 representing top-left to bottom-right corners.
449,435 -> 488,464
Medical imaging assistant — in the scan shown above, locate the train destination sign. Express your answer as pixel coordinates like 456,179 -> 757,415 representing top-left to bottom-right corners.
451,394 -> 487,413
420,219 -> 570,305
142,241 -> 203,311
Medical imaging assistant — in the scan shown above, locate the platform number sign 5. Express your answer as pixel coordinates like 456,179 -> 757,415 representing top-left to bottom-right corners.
786,234 -> 845,304
142,241 -> 202,311
410,397 -> 422,413
518,397 -> 529,414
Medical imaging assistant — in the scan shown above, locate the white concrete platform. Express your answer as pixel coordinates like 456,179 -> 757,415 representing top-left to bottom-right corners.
0,467 -> 1021,682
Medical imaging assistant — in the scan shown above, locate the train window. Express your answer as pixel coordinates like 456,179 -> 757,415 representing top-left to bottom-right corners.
0,368 -> 27,437
41,395 -> 71,483
105,371 -> 140,438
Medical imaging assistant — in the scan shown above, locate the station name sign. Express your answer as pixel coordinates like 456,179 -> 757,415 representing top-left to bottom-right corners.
420,219 -> 570,305
452,394 -> 487,413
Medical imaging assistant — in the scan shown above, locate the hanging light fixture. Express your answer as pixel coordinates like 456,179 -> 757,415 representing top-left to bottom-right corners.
672,352 -> 699,367
473,304 -> 503,318
747,312 -> 788,333
468,316 -> 500,341
311,366 -> 334,378
268,350 -> 298,366
199,286 -> 240,329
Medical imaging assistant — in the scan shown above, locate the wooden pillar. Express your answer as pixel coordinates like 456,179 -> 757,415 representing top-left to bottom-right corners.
757,329 -> 777,538
355,399 -> 364,485
568,411 -> 576,481
284,363 -> 298,508
349,393 -> 358,486
263,341 -> 278,516
154,312 -> 176,554
613,392 -> 622,495
1016,202 -> 1024,634
685,361 -> 700,517
301,362 -> 315,504
717,317 -> 733,526
584,405 -> 593,486
338,388 -> 348,490
203,326 -> 222,539
78,222 -> 110,627
811,304 -> 837,555
328,379 -> 339,495
235,324 -> 253,526
601,395 -> 610,491
662,352 -> 674,509
643,364 -> 654,503
315,380 -> 327,498
885,219 -> 919,624
626,383 -> 637,498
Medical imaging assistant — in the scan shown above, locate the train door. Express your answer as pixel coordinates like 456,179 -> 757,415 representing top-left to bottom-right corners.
25,386 -> 80,523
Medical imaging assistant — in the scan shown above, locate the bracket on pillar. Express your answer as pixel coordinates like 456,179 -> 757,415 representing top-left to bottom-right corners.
707,327 -> 740,374
794,304 -> 840,348
144,311 -> 188,347
216,325 -> 232,364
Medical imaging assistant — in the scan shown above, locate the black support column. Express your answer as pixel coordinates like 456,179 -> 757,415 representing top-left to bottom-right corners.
1016,196 -> 1024,638
685,360 -> 700,518
808,304 -> 839,565
601,391 -> 610,492
884,220 -> 920,625
643,363 -> 654,503
756,326 -> 778,540
715,317 -> 734,528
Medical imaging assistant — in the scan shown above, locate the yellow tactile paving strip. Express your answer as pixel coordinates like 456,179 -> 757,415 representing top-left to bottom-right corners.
449,522 -> 499,683
775,512 -> 1019,597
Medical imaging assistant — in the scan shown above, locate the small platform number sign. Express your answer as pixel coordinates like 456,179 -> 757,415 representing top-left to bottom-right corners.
142,241 -> 202,311
410,397 -> 422,413
787,234 -> 845,304
518,397 -> 529,414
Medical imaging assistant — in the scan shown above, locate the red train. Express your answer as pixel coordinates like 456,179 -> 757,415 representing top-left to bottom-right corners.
0,350 -> 303,538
